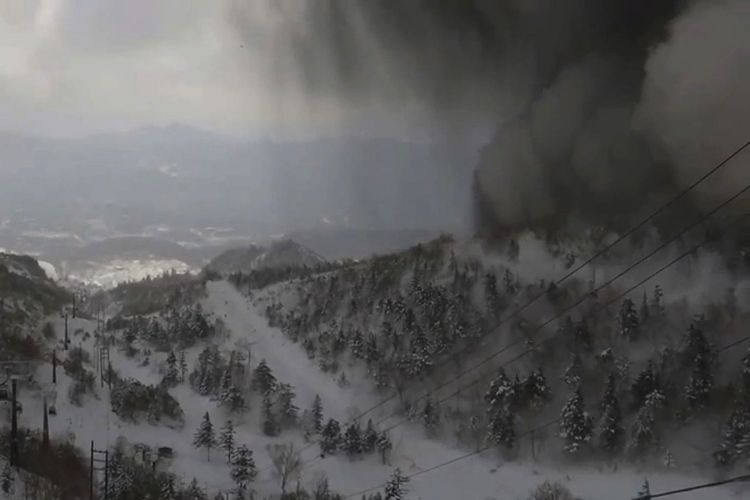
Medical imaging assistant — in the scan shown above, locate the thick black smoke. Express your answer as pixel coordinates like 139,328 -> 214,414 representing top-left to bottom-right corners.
229,0 -> 750,236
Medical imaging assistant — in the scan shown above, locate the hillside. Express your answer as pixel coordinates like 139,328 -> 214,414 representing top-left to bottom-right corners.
2,236 -> 749,499
0,252 -> 71,333
206,240 -> 327,275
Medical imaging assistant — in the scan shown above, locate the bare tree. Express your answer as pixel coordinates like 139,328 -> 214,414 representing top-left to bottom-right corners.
266,443 -> 302,495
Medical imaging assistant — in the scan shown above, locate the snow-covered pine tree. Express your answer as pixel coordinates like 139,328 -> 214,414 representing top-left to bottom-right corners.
559,388 -> 593,455
311,394 -> 324,434
222,384 -> 247,414
631,361 -> 660,410
178,350 -> 187,382
484,272 -> 500,319
377,432 -> 392,464
628,390 -> 665,458
365,334 -> 380,364
220,419 -> 236,463
422,398 -> 439,437
363,418 -> 378,454
163,351 -> 179,386
275,383 -> 299,428
562,353 -> 583,387
619,297 -> 640,341
343,422 -> 363,457
1,462 -> 14,495
640,291 -> 650,324
262,391 -> 279,437
636,478 -> 651,499
159,476 -> 176,500
487,404 -> 515,449
598,376 -> 624,456
320,418 -> 342,455
185,478 -> 207,500
384,467 -> 409,500
683,326 -> 713,412
230,445 -> 257,491
252,359 -> 277,394
193,412 -> 217,461
651,284 -> 664,321
523,369 -> 550,411
219,367 -> 232,397
684,349 -> 713,411
351,329 -> 365,359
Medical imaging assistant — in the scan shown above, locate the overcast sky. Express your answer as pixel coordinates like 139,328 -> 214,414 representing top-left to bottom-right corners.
0,0 -> 412,139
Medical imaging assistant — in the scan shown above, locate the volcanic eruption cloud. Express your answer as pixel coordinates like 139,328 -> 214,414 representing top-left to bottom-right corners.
229,0 -> 750,235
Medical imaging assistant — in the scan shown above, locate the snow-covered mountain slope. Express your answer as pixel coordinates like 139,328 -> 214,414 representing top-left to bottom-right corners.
6,275 -> 747,499
206,239 -> 327,275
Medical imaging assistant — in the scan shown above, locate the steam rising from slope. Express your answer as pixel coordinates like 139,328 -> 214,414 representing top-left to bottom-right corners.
229,0 -> 750,234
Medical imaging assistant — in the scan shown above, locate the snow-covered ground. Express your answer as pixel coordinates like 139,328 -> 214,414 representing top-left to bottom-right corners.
11,281 -> 749,499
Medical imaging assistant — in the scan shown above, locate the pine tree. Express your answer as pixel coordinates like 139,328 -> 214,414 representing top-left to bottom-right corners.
343,423 -> 363,457
619,298 -> 640,341
422,398 -> 439,437
164,351 -> 179,386
219,367 -> 232,397
230,445 -> 257,491
186,478 -> 207,500
631,362 -> 660,410
640,292 -> 650,324
651,285 -> 664,320
559,388 -> 592,455
377,432 -> 392,464
562,353 -> 583,387
351,329 -> 365,359
384,468 -> 409,500
311,394 -> 324,434
365,333 -> 380,364
683,324 -> 713,411
1,462 -> 14,495
179,350 -> 188,382
252,359 -> 277,394
636,478 -> 651,499
276,383 -> 299,428
193,412 -> 217,461
684,350 -> 713,411
487,405 -> 515,449
221,384 -> 247,414
523,369 -> 550,411
262,391 -> 279,437
363,419 -> 378,454
159,476 -> 176,500
220,419 -> 236,463
484,272 -> 500,319
598,376 -> 624,455
320,418 -> 341,455
628,390 -> 665,457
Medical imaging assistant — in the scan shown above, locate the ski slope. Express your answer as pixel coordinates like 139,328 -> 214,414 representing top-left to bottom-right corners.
10,281 -> 748,499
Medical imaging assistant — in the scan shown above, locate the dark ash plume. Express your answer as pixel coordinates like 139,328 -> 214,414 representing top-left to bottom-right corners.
228,0 -> 750,236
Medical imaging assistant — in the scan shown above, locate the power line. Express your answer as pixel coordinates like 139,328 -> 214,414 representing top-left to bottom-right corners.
633,474 -> 750,499
371,186 -> 750,431
344,139 -> 750,423
343,334 -> 750,499
267,140 -> 750,471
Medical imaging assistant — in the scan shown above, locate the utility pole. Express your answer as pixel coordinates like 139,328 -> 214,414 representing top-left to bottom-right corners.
10,378 -> 18,466
64,313 -> 69,350
90,441 -> 109,500
42,398 -> 50,450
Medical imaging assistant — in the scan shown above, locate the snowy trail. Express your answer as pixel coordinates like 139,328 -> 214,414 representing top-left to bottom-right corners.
204,280 -> 369,421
